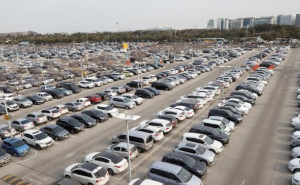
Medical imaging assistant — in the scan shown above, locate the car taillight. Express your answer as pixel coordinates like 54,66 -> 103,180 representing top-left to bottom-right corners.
130,152 -> 132,156
77,106 -> 80,109
4,132 -> 9,136
166,127 -> 169,130
115,165 -> 122,168
23,125 -> 27,128
188,112 -> 191,114
37,118 -> 40,121
96,179 -> 102,183
52,113 -> 54,116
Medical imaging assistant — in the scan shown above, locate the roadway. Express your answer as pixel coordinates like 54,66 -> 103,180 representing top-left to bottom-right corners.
0,49 -> 267,185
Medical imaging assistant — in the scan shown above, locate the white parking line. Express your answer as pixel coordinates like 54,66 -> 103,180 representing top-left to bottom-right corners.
69,135 -> 75,138
84,129 -> 89,132
241,179 -> 245,185
23,176 -> 42,185
53,142 -> 60,145
16,150 -> 38,164
27,173 -> 48,181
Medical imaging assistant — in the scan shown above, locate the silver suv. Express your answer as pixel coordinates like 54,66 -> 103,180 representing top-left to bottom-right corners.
109,96 -> 136,109
40,108 -> 61,121
25,112 -> 48,126
12,97 -> 33,108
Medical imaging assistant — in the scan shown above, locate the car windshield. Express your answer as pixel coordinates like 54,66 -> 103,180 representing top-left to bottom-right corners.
184,156 -> 197,167
177,168 -> 192,183
106,106 -> 113,110
20,120 -> 31,125
59,88 -> 67,91
94,167 -> 107,178
6,101 -> 14,105
204,136 -> 214,144
52,126 -> 64,133
35,133 -> 47,140
12,140 -> 25,148
220,123 -> 226,130
132,95 -> 139,99
195,145 -> 205,154
51,110 -> 60,113
123,98 -> 131,103
74,103 -> 81,106
20,98 -> 29,102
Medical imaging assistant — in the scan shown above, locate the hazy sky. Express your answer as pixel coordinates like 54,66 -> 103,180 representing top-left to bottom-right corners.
0,0 -> 299,34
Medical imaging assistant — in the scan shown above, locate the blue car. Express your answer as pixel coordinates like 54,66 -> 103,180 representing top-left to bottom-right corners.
144,87 -> 160,95
1,137 -> 30,157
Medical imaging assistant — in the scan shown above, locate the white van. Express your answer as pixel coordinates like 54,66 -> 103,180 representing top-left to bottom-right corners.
201,119 -> 230,135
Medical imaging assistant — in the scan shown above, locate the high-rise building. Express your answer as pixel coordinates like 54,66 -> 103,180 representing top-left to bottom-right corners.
253,16 -> 276,25
277,14 -> 296,25
207,19 -> 217,29
229,18 -> 244,29
217,18 -> 229,30
243,17 -> 254,28
295,14 -> 300,26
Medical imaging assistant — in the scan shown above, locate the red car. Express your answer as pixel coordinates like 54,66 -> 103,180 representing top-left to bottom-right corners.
85,94 -> 102,104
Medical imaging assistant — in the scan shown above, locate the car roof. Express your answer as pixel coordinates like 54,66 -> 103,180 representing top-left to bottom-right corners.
23,129 -> 41,135
116,142 -> 133,148
151,161 -> 182,174
44,124 -> 59,129
3,137 -> 21,143
79,162 -> 99,172
15,118 -> 29,122
164,152 -> 191,161
183,132 -> 205,139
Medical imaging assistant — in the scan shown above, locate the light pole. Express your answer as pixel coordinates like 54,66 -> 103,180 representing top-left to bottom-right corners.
2,101 -> 12,137
112,112 -> 140,182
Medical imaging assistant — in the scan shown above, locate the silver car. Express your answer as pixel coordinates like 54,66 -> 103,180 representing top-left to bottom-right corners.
25,112 -> 48,126
109,96 -> 136,109
173,142 -> 215,165
64,102 -> 85,112
106,142 -> 139,160
0,124 -> 18,139
11,118 -> 35,132
12,97 -> 33,108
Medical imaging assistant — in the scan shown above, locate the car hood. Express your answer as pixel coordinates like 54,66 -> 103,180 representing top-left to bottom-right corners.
290,159 -> 300,166
193,161 -> 207,172
202,149 -> 215,160
292,147 -> 300,154
0,152 -> 10,160
212,140 -> 223,148
65,163 -> 80,173
56,129 -> 69,136
293,117 -> 300,123
15,143 -> 30,151
38,137 -> 53,144
186,174 -> 202,185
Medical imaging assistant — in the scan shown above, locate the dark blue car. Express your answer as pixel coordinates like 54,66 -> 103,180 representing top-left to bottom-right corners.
143,87 -> 160,95
1,137 -> 30,157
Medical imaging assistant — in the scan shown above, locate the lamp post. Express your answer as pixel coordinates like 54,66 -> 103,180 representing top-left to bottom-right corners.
112,112 -> 140,182
2,101 -> 12,137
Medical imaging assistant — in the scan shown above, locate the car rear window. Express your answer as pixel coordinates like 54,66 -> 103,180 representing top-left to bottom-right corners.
146,135 -> 153,143
94,168 -> 107,178
166,122 -> 172,127
51,110 -> 60,113
21,120 -> 31,124
130,145 -> 137,152
37,114 -> 45,118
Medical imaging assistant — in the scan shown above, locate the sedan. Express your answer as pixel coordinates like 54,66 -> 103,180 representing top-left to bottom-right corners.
71,114 -> 97,128
106,142 -> 139,160
81,109 -> 109,123
40,124 -> 69,141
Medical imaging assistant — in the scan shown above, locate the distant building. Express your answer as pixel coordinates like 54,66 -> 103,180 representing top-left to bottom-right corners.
217,18 -> 229,30
277,14 -> 296,25
243,17 -> 254,28
229,18 -> 243,29
146,27 -> 172,31
253,16 -> 276,25
207,19 -> 217,29
295,14 -> 300,26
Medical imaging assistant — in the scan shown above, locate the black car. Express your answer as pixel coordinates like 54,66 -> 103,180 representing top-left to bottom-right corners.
57,83 -> 81,94
189,125 -> 230,145
151,81 -> 172,91
155,74 -> 164,80
56,117 -> 85,134
106,74 -> 118,81
82,109 -> 109,123
40,124 -> 69,141
178,73 -> 192,80
44,88 -> 65,99
230,91 -> 256,100
135,89 -> 155,99
146,63 -> 159,69
290,139 -> 300,149
162,152 -> 207,178
126,69 -> 138,75
156,114 -> 179,128
0,86 -> 15,93
208,108 -> 242,124
218,106 -> 244,117
235,85 -> 262,96
95,92 -> 110,101
170,102 -> 199,112
123,85 -> 132,92
71,113 -> 97,128
226,95 -> 255,105
26,95 -> 46,105
126,81 -> 142,88
143,87 -> 160,95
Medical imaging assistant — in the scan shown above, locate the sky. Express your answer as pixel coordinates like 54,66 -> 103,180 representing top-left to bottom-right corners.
0,0 -> 300,34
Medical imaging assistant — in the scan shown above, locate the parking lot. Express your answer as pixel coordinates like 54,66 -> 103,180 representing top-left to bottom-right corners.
0,46 -> 297,185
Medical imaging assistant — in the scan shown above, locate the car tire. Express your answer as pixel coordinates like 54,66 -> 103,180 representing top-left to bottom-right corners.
111,104 -> 114,107
107,168 -> 114,176
72,108 -> 76,112
34,121 -> 38,126
54,136 -> 59,141
70,129 -> 75,134
65,175 -> 71,179
96,119 -> 101,122
20,105 -> 24,108
125,106 -> 129,109
295,169 -> 300,173
13,152 -> 18,157
200,160 -> 208,166
209,149 -> 216,153
147,95 -> 150,99
108,113 -> 112,117
48,117 -> 52,121
137,147 -> 143,153
36,144 -> 42,150
165,87 -> 168,90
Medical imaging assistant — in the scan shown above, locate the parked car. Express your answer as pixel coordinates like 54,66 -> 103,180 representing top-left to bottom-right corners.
63,163 -> 109,185
26,95 -> 46,105
135,89 -> 155,99
25,112 -> 48,126
0,148 -> 11,166
95,104 -> 119,117
37,92 -> 53,101
50,178 -> 81,185
78,81 -> 95,88
0,124 -> 17,139
71,113 -> 97,128
106,142 -> 139,160
56,117 -> 85,134
40,124 -> 69,141
85,94 -> 102,104
64,102 -> 85,112
11,118 -> 35,132
84,151 -> 128,175
82,109 -> 109,123
1,137 -> 30,157
44,88 -> 65,99
95,92 -> 110,101
109,96 -> 136,109
122,94 -> 144,105
40,107 -> 61,121
21,130 -> 54,150
189,125 -> 230,145
58,88 -> 73,96
12,97 -> 33,108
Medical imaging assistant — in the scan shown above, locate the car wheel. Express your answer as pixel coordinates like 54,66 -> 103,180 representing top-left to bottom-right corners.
88,183 -> 93,185
70,129 -> 75,134
111,104 -> 114,107
97,119 -> 101,122
36,144 -> 42,150
200,160 -> 208,166
72,108 -> 76,112
147,95 -> 150,99
54,136 -> 59,141
13,152 -> 18,157
65,175 -> 71,179
20,104 -> 24,108
137,147 -> 143,153
18,128 -> 23,132
48,117 -> 52,121
165,87 -> 168,90
107,168 -> 114,176
295,169 -> 300,173
125,106 -> 129,109
34,121 -> 38,126
108,113 -> 112,117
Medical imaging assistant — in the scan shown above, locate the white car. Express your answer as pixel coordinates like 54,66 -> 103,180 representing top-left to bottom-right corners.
156,107 -> 187,121
129,179 -> 164,185
104,89 -> 117,97
238,89 -> 258,99
225,98 -> 252,110
180,94 -> 208,104
209,116 -> 235,131
64,163 -> 109,185
95,104 -> 119,117
173,106 -> 194,118
37,92 -> 53,102
131,125 -> 164,142
0,94 -> 16,101
76,98 -> 91,107
54,105 -> 69,115
194,88 -> 215,97
291,147 -> 300,159
289,158 -> 300,173
293,131 -> 300,140
291,115 -> 300,127
100,77 -> 113,83
78,81 -> 95,88
292,172 -> 300,185
84,152 -> 128,175
122,94 -> 144,105
217,102 -> 249,115
182,132 -> 223,153
140,119 -> 173,134
21,130 -> 53,150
